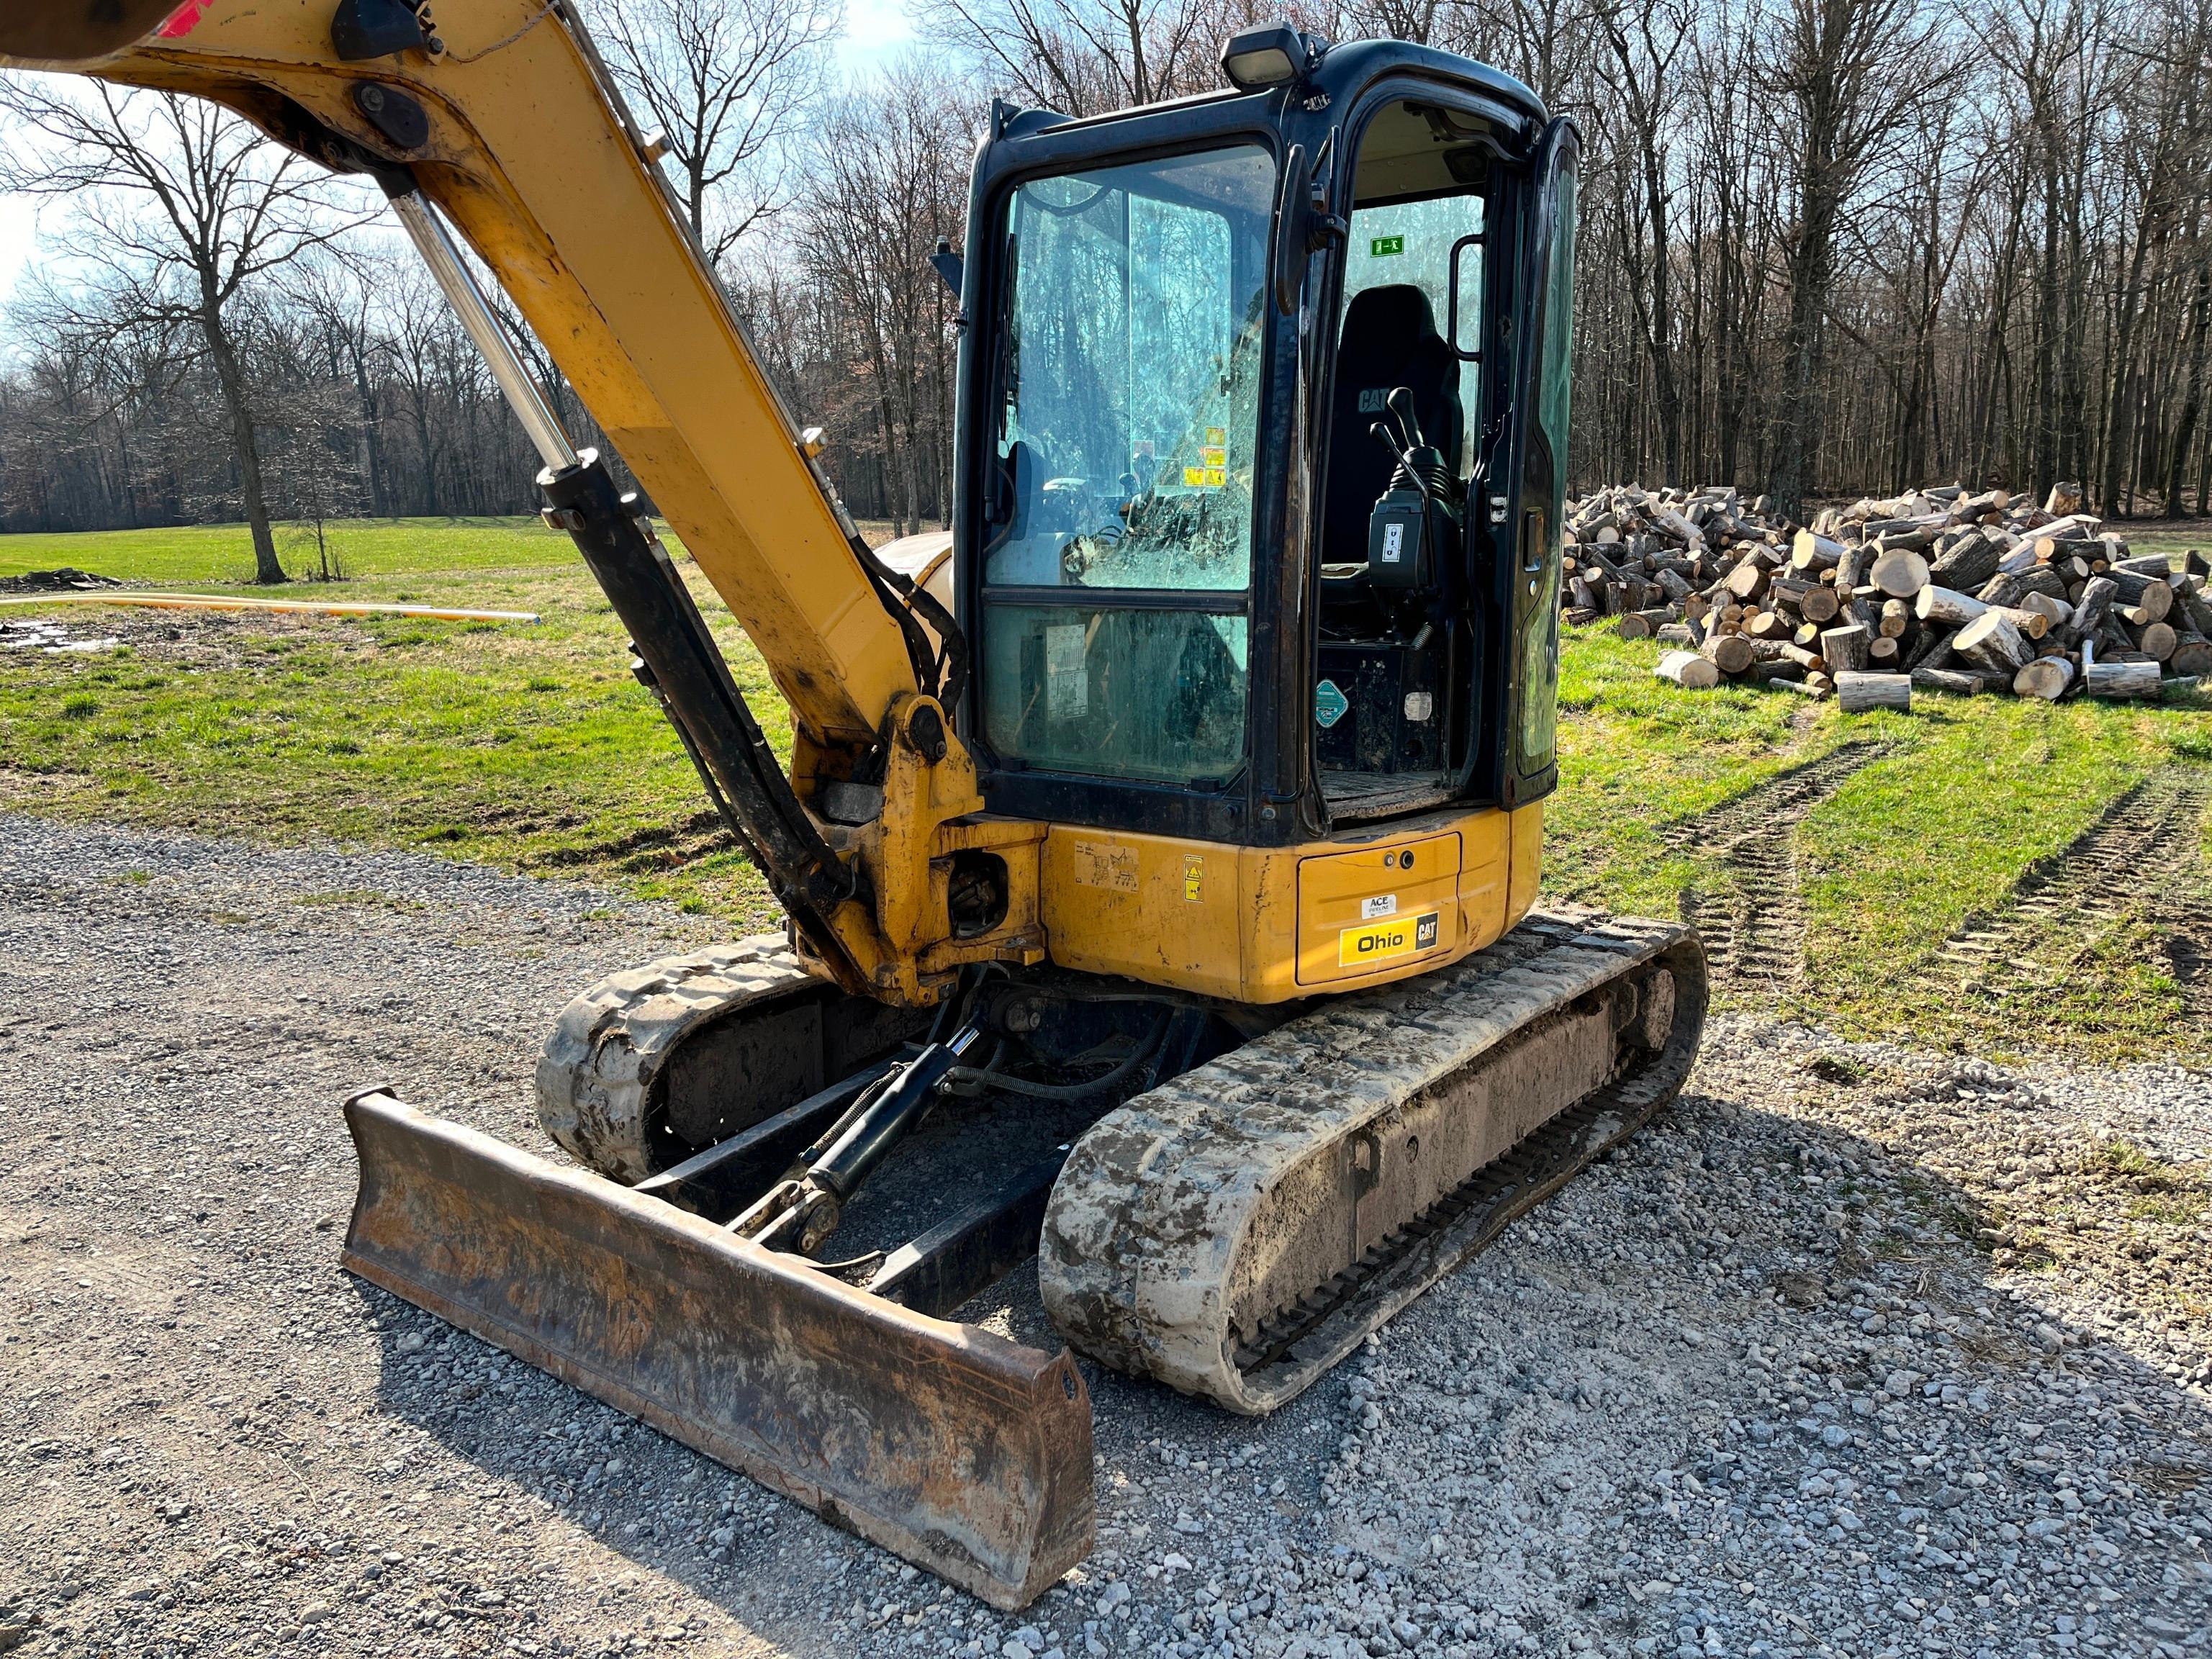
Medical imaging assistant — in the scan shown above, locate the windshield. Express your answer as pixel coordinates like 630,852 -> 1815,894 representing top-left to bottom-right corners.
986,145 -> 1276,593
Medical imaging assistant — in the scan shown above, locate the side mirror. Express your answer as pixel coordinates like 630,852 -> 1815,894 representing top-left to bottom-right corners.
929,238 -> 963,302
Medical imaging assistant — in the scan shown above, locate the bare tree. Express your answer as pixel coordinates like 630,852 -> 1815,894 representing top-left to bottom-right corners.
798,64 -> 973,533
922,0 -> 1220,114
0,78 -> 374,580
1594,0 -> 1694,482
586,0 -> 841,261
1761,0 -> 1954,515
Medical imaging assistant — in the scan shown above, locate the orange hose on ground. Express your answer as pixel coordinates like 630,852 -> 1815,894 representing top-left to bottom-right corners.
0,592 -> 541,623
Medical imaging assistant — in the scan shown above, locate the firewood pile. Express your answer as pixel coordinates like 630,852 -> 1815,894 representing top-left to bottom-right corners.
1563,482 -> 2212,710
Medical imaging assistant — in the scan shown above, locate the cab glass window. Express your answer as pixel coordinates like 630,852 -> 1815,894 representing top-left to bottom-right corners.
980,145 -> 1273,786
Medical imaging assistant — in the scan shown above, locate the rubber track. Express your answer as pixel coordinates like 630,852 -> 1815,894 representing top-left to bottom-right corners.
1936,769 -> 2212,1011
535,935 -> 820,1183
1039,908 -> 1705,1413
1230,1044 -> 1674,1383
1663,741 -> 1889,987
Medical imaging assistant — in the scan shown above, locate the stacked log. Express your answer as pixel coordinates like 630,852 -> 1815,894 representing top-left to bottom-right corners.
1562,482 -> 2212,707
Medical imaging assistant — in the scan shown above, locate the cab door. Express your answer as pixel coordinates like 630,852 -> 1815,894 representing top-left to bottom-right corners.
1504,115 -> 1579,806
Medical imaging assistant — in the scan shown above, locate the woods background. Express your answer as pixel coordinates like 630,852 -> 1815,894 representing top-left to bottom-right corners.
2,0 -> 2209,573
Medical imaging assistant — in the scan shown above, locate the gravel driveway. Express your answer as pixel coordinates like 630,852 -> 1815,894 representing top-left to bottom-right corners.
3,816 -> 2209,1659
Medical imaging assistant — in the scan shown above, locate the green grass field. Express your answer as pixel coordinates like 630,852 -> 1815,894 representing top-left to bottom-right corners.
4,517 -> 2208,1059
0,517 -> 573,585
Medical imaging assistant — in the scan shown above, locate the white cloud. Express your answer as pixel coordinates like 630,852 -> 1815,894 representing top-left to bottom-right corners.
837,0 -> 916,72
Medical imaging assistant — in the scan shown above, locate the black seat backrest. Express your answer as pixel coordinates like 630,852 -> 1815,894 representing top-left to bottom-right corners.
1321,284 -> 1463,564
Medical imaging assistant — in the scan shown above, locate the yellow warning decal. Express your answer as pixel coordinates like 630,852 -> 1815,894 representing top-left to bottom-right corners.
1181,464 -> 1227,488
1337,910 -> 1441,968
1181,854 -> 1205,903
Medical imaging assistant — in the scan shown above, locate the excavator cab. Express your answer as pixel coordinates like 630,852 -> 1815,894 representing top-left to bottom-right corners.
958,37 -> 1582,846
4,2 -> 1699,1616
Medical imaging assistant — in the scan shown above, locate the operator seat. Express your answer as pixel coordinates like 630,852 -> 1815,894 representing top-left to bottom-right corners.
1321,284 -> 1464,568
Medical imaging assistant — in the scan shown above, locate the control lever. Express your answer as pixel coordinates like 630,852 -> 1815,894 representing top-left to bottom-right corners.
1386,387 -> 1427,453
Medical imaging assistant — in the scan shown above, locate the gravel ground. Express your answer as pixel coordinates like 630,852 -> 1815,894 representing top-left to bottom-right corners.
3,815 -> 2211,1659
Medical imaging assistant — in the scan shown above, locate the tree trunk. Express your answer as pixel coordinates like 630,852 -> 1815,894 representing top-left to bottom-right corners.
202,297 -> 283,584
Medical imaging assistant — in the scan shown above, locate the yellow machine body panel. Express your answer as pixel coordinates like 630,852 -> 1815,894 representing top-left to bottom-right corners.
1036,802 -> 1537,1003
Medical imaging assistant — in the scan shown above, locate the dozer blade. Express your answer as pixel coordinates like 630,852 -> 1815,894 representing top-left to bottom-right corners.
340,1091 -> 1093,1609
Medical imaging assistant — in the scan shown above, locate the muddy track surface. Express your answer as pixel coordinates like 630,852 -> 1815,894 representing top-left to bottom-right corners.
1663,742 -> 1891,990
1937,769 -> 2212,1013
5,815 -> 2212,1659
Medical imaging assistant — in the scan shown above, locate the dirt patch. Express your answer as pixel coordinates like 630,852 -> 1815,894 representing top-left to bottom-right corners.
0,567 -> 119,594
0,603 -> 385,669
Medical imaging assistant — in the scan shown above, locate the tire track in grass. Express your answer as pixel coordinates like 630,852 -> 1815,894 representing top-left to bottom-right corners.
1936,769 -> 2212,1017
1660,741 -> 1892,990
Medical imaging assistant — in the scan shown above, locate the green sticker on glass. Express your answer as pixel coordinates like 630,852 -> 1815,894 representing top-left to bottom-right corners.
1370,235 -> 1405,258
1314,679 -> 1350,729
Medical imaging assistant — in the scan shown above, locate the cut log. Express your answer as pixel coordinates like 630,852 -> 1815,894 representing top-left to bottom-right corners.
2016,591 -> 2069,628
1866,635 -> 1901,668
1769,577 -> 1814,613
2133,620 -> 2177,662
1723,561 -> 1769,602
2067,575 -> 2117,644
1654,622 -> 1697,646
1928,530 -> 2000,589
1953,610 -> 2033,675
1820,622 -> 1871,674
1703,634 -> 1756,676
1915,585 -> 1985,628
2175,578 -> 2212,636
1791,530 -> 1845,571
1655,650 -> 1720,690
1911,666 -> 1984,695
1617,613 -> 1652,640
1869,548 -> 1931,598
1992,605 -> 2051,641
1836,544 -> 1874,589
1745,609 -> 1790,641
1835,671 -> 1910,713
2167,633 -> 2212,677
1981,566 -> 2068,607
1800,584 -> 1841,624
2085,659 -> 2162,700
1878,597 -> 1910,638
2012,657 -> 2076,700
2045,481 -> 2083,515
2105,569 -> 2173,621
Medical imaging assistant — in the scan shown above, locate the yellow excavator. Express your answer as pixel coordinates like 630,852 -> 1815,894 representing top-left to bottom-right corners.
6,0 -> 1705,1608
